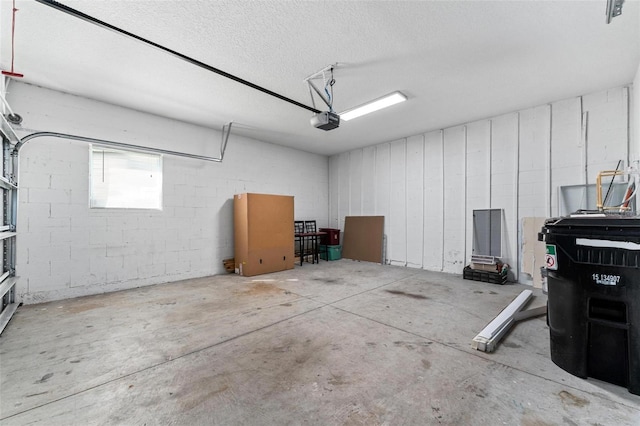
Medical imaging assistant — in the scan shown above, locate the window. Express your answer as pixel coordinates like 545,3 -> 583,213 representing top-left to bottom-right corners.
472,209 -> 502,257
90,146 -> 162,209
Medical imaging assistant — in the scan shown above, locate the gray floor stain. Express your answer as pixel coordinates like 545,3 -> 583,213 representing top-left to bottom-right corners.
34,373 -> 53,384
25,392 -> 48,398
558,390 -> 590,407
385,290 -> 429,300
312,278 -> 341,284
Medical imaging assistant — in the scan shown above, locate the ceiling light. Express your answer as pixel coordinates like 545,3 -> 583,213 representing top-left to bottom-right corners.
340,91 -> 407,121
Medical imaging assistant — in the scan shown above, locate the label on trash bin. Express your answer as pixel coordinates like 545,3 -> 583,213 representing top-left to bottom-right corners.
545,245 -> 558,270
591,273 -> 620,286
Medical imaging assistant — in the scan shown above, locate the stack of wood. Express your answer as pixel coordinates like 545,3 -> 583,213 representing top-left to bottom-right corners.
222,258 -> 235,273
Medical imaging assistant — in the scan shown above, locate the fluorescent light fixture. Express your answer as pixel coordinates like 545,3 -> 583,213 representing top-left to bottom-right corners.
339,91 -> 407,121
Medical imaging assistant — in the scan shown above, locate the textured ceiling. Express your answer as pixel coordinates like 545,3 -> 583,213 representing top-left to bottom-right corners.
1,0 -> 639,156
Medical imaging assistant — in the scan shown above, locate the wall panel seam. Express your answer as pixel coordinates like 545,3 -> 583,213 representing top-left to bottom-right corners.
440,130 -> 445,272
515,112 -> 520,280
463,125 -> 468,268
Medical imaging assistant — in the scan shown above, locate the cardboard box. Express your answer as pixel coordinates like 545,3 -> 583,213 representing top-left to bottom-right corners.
470,262 -> 500,272
234,193 -> 294,277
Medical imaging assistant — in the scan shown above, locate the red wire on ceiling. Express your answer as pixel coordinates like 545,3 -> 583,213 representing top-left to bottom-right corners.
2,0 -> 24,78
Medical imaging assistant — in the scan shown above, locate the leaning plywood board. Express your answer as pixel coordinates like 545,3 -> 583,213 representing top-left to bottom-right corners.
342,216 -> 384,263
521,217 -> 547,288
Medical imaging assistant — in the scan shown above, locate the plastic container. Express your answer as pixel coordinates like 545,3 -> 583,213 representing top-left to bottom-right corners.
319,244 -> 342,261
463,265 -> 508,285
539,216 -> 640,395
319,228 -> 340,246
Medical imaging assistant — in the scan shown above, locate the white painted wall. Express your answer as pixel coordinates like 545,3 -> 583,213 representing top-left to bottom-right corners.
8,82 -> 328,303
329,85 -> 633,283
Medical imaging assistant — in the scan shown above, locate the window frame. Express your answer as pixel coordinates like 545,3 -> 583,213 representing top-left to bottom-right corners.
89,145 -> 163,210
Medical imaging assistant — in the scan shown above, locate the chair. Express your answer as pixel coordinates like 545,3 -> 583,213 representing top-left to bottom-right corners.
304,220 -> 324,263
294,221 -> 305,265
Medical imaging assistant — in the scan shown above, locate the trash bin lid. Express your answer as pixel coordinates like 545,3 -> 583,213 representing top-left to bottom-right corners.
542,215 -> 640,238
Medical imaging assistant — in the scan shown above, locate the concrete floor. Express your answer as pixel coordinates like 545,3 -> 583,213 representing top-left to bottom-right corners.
1,261 -> 639,425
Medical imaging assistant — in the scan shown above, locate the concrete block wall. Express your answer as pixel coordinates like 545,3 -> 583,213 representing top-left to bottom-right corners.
9,82 -> 328,303
329,85 -> 633,283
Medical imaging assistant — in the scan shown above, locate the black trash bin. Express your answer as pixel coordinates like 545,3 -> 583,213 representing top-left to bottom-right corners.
539,216 -> 640,395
